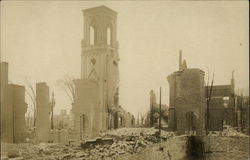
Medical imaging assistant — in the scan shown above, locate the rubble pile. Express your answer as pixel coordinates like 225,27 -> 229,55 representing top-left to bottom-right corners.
221,125 -> 248,137
1,143 -> 78,160
74,128 -> 172,159
104,128 -> 175,141
1,128 -> 172,160
208,125 -> 248,137
105,128 -> 169,137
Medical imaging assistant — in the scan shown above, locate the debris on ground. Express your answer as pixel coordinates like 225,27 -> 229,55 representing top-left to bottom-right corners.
221,125 -> 248,137
3,127 -> 247,160
1,128 -> 172,160
208,125 -> 248,137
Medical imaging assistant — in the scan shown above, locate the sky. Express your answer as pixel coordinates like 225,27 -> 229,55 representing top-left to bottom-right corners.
1,1 -> 249,116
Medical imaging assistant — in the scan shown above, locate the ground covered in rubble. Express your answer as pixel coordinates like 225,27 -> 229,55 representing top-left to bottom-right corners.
2,128 -> 249,160
1,128 -> 173,160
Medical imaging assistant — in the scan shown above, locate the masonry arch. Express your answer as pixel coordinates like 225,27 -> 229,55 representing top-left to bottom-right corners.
107,27 -> 111,45
185,111 -> 197,133
89,26 -> 95,45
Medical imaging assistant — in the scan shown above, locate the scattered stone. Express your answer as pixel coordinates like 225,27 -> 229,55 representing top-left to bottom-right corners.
7,149 -> 20,158
57,153 -> 71,160
1,128 -> 199,160
1,156 -> 8,160
9,157 -> 24,160
75,152 -> 86,158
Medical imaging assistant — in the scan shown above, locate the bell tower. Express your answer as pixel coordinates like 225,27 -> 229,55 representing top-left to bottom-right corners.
82,6 -> 117,47
81,5 -> 120,112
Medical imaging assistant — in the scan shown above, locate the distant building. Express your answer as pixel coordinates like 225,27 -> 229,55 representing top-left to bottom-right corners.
113,106 -> 135,129
149,90 -> 157,127
54,109 -> 71,129
1,62 -> 27,143
146,90 -> 168,127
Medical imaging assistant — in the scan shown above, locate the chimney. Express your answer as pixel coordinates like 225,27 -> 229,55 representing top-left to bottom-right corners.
182,59 -> 187,70
231,70 -> 235,94
179,50 -> 182,71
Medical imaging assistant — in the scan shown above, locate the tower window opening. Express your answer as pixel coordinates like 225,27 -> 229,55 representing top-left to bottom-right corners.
90,26 -> 95,45
107,27 -> 111,45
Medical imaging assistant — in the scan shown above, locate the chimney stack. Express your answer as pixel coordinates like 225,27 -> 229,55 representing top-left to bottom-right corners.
179,50 -> 182,71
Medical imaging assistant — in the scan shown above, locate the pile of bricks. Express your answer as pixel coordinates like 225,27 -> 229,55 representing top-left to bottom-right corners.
1,128 -> 173,160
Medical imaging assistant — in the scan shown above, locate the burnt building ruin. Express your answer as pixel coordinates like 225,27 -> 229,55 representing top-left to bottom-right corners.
167,51 -> 206,135
36,82 -> 50,142
205,72 -> 249,134
227,94 -> 249,134
167,51 -> 249,135
146,90 -> 168,127
1,62 -> 27,143
72,6 -> 134,138
205,73 -> 235,131
239,96 -> 249,134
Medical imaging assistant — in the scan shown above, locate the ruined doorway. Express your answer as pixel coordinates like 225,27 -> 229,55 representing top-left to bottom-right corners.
185,111 -> 197,134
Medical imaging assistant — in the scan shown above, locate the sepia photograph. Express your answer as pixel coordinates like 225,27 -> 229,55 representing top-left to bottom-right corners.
0,1 -> 249,160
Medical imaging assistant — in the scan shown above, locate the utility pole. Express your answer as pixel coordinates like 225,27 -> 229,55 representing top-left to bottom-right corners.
159,87 -> 162,136
50,92 -> 55,130
137,112 -> 140,127
13,98 -> 15,143
150,96 -> 153,127
150,90 -> 154,127
58,128 -> 61,143
206,85 -> 209,134
207,73 -> 214,134
80,114 -> 83,140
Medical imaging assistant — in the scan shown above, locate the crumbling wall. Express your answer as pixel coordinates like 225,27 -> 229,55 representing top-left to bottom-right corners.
242,104 -> 249,134
107,58 -> 120,107
205,85 -> 231,97
205,82 -> 236,129
49,129 -> 69,145
113,107 -> 135,129
209,108 -> 224,131
176,69 -> 206,135
167,107 -> 176,131
123,112 -> 134,127
1,85 -> 14,143
12,84 -> 27,142
168,69 -> 206,135
1,62 -> 13,143
73,79 -> 104,138
36,82 -> 50,142
1,62 -> 27,143
209,97 -> 224,131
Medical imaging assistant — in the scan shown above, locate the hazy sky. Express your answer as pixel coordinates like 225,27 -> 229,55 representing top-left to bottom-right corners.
1,1 -> 249,116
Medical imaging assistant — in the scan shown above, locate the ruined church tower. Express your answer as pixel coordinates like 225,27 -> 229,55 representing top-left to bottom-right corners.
81,6 -> 119,108
72,6 -> 120,136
